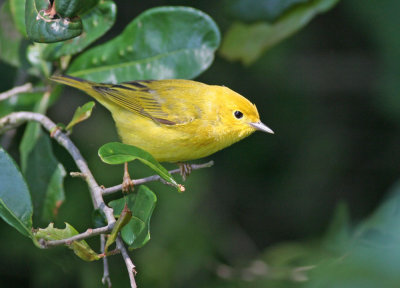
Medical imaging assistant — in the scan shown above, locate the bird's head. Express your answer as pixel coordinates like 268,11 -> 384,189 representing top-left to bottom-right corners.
217,86 -> 274,140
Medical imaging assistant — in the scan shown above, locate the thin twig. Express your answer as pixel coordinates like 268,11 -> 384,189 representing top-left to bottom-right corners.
0,111 -> 137,288
0,83 -> 33,101
101,234 -> 112,288
102,161 -> 214,196
117,236 -> 137,288
39,225 -> 113,248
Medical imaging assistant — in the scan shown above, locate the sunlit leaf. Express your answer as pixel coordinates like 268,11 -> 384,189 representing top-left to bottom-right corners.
98,142 -> 178,188
66,101 -> 95,131
34,223 -> 100,261
0,148 -> 33,238
68,6 -> 220,82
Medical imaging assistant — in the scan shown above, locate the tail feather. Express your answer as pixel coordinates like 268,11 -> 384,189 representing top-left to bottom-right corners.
50,75 -> 96,95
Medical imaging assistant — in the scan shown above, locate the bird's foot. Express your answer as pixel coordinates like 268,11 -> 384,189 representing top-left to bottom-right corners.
122,162 -> 134,193
178,162 -> 192,181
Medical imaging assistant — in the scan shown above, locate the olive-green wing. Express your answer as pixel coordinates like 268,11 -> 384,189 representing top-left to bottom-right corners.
93,80 -> 203,125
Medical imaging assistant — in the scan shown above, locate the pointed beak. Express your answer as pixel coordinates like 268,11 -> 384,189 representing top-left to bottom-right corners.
250,121 -> 274,134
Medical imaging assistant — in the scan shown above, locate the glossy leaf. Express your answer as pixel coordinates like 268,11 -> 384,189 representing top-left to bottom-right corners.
109,186 -> 157,249
25,0 -> 82,43
220,0 -> 340,65
0,148 -> 33,237
68,6 -> 221,83
66,101 -> 95,131
55,0 -> 98,18
105,203 -> 132,253
98,142 -> 178,188
20,125 -> 66,224
9,0 -> 26,36
34,223 -> 100,261
224,0 -> 310,23
43,1 -> 116,61
0,1 -> 23,67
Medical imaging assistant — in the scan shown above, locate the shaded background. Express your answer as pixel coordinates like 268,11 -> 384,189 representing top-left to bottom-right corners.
1,0 -> 400,287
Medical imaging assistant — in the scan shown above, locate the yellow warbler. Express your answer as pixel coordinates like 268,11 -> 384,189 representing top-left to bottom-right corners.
51,75 -> 273,162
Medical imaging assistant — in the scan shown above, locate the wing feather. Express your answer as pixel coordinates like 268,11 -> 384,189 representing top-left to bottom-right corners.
93,80 -> 203,125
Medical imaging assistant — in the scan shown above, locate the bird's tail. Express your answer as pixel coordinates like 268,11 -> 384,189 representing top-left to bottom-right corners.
50,75 -> 98,96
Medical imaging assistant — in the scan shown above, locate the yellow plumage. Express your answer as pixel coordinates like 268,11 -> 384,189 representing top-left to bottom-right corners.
50,75 -> 273,162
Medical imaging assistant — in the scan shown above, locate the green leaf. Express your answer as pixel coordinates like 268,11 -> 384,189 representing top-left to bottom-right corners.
9,0 -> 27,36
25,0 -> 82,43
92,209 -> 107,228
20,122 -> 41,172
224,0 -> 311,23
42,164 -> 66,221
109,186 -> 157,249
0,0 -> 23,67
55,0 -> 98,18
34,223 -> 100,261
20,126 -> 66,224
220,0 -> 340,65
68,6 -> 221,82
98,142 -> 178,188
105,203 -> 132,253
66,101 -> 95,131
42,1 -> 116,61
0,148 -> 33,237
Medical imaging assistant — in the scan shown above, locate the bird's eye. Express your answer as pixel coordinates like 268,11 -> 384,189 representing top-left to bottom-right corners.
234,111 -> 243,119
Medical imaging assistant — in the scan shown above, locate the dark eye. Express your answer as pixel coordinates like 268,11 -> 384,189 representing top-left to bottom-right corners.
234,111 -> 243,119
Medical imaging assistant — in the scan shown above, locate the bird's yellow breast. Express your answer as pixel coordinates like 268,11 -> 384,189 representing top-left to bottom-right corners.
111,102 -> 250,162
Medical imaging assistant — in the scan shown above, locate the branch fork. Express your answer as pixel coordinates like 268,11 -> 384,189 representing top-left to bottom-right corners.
0,111 -> 214,288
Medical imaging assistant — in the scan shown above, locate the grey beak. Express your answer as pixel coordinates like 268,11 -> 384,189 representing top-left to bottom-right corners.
250,121 -> 274,134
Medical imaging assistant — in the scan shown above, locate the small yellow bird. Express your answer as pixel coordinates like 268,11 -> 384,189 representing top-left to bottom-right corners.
51,75 -> 274,163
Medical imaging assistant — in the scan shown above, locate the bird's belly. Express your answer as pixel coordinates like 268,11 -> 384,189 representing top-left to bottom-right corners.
112,111 -> 226,162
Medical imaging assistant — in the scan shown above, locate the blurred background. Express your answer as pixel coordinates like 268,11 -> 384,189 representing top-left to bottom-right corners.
1,0 -> 400,287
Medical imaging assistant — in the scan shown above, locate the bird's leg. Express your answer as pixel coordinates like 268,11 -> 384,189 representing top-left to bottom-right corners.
178,162 -> 192,181
122,162 -> 134,193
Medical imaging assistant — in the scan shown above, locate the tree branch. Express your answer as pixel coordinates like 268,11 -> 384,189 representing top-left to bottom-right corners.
39,225 -> 113,248
117,236 -> 137,288
0,111 -> 137,287
102,161 -> 214,196
101,234 -> 112,288
0,112 -> 114,221
0,83 -> 33,101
